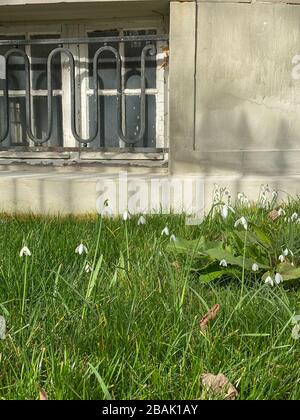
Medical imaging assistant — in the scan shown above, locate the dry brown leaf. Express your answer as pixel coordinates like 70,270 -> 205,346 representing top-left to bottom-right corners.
160,46 -> 169,70
199,304 -> 221,332
201,373 -> 238,400
171,261 -> 180,272
39,388 -> 48,400
268,209 -> 280,221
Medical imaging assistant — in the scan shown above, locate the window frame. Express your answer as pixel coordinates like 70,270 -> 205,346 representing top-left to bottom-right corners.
0,19 -> 168,162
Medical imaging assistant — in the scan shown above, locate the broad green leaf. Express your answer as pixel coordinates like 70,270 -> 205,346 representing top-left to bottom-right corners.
205,245 -> 269,270
167,237 -> 218,255
252,225 -> 272,248
277,262 -> 300,282
199,271 -> 224,283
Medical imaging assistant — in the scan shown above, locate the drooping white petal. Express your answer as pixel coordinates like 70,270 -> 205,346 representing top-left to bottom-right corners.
252,263 -> 259,272
19,246 -> 32,257
137,216 -> 146,226
291,213 -> 298,222
123,210 -> 129,221
275,273 -> 283,285
283,248 -> 289,257
234,216 -> 248,230
265,276 -> 274,286
75,243 -> 88,255
219,259 -> 228,267
170,234 -> 177,242
161,227 -> 169,236
278,255 -> 285,263
221,205 -> 229,220
85,262 -> 92,273
278,208 -> 285,216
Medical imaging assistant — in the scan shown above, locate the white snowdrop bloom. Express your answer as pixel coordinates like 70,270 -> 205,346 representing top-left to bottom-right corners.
278,208 -> 286,216
296,218 -> 300,224
161,226 -> 169,236
123,210 -> 130,221
75,243 -> 88,255
221,205 -> 229,220
234,216 -> 248,230
137,216 -> 146,226
275,273 -> 283,285
84,262 -> 92,273
278,254 -> 285,263
220,205 -> 235,220
283,248 -> 289,257
272,191 -> 278,200
237,192 -> 244,201
19,246 -> 32,257
170,234 -> 177,242
291,213 -> 298,222
219,259 -> 228,267
252,263 -> 259,272
265,276 -> 274,287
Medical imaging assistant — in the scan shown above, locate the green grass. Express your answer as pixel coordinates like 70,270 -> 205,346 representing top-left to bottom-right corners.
0,210 -> 299,400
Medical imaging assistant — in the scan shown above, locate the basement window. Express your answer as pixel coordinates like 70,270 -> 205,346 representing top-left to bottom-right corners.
0,23 -> 168,156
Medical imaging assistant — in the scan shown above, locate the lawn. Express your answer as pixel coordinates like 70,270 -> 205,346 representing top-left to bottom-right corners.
0,194 -> 299,400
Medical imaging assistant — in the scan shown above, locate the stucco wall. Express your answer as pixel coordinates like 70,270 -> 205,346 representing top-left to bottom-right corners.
169,1 -> 300,205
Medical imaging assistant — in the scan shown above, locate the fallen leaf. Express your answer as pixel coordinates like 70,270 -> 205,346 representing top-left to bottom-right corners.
199,304 -> 221,332
171,261 -> 180,272
39,388 -> 48,400
268,209 -> 279,221
201,373 -> 238,400
0,316 -> 6,340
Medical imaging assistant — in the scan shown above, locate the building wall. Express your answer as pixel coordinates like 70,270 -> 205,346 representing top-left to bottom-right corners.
169,1 -> 300,207
2,0 -> 300,214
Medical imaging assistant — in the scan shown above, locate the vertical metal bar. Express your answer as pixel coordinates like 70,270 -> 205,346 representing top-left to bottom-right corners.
117,44 -> 156,146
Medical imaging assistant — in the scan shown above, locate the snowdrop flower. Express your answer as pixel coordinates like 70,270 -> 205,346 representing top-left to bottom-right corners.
283,248 -> 289,257
137,216 -> 146,226
278,254 -> 285,263
220,204 -> 235,220
123,210 -> 130,221
219,259 -> 228,267
170,234 -> 177,242
291,213 -> 298,222
75,243 -> 88,255
265,276 -> 274,287
84,262 -> 92,273
234,216 -> 248,230
252,263 -> 259,272
272,190 -> 278,200
221,205 -> 229,220
275,273 -> 283,285
161,226 -> 169,236
278,208 -> 286,216
296,219 -> 300,224
19,246 -> 31,257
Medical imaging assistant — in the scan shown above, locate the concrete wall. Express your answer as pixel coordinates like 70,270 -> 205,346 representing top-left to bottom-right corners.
169,1 -> 300,206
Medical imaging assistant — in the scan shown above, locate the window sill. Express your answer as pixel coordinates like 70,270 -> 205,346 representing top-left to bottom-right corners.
0,147 -> 168,168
